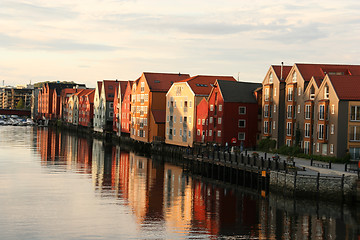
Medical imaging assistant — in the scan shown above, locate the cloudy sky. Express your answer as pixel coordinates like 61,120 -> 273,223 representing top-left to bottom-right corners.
1,0 -> 360,87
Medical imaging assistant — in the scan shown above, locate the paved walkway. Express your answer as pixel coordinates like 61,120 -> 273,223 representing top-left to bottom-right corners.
245,150 -> 359,177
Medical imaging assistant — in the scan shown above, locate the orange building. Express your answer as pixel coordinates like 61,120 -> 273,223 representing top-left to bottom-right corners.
130,72 -> 190,143
120,80 -> 135,135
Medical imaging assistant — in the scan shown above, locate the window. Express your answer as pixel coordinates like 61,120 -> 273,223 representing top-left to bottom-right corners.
173,129 -> 176,136
305,105 -> 311,119
274,88 -> 277,97
287,122 -> 292,136
318,124 -> 324,139
141,82 -> 145,92
206,119 -> 208,125
304,141 -> 310,154
304,123 -> 310,138
210,105 -> 214,111
180,116 -> 183,123
310,86 -> 315,100
202,119 -> 205,125
218,118 -> 222,124
189,130 -> 191,138
209,130 -> 212,136
109,111 -> 114,117
287,88 -> 293,101
324,84 -> 329,99
239,120 -> 246,128
189,116 -> 192,124
167,115 -> 169,122
330,144 -> 334,154
217,130 -> 221,137
264,121 -> 269,134
198,118 -> 200,125
238,132 -> 245,140
239,106 -> 246,114
292,72 -> 297,82
264,88 -> 269,101
273,121 -> 276,129
287,105 -> 292,119
264,105 -> 269,117
331,105 -> 335,114
298,87 -> 301,96
174,116 -> 176,123
269,72 -> 273,83
286,139 -> 291,146
209,117 -> 213,123
184,116 -> 187,122
274,104 -> 276,113
189,101 -> 192,108
180,129 -> 182,137
350,106 -> 360,121
319,105 -> 325,120
219,105 -> 222,111
316,143 -> 320,152
350,126 -> 360,141
331,124 -> 334,134
297,105 -> 301,114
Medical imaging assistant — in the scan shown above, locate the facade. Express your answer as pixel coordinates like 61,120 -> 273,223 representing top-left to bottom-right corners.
79,90 -> 95,127
113,81 -> 129,136
130,72 -> 190,143
120,80 -> 135,135
0,87 -> 33,110
93,80 -> 119,132
261,64 -> 292,147
195,98 -> 209,143
165,75 -> 236,147
197,80 -> 261,148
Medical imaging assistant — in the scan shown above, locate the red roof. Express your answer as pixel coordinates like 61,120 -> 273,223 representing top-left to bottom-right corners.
152,109 -> 166,123
143,72 -> 190,92
178,75 -> 236,95
295,63 -> 360,82
102,80 -> 119,101
272,65 -> 292,82
85,90 -> 95,104
329,75 -> 360,100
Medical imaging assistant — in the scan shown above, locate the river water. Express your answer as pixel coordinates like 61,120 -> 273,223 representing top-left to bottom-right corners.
0,126 -> 359,239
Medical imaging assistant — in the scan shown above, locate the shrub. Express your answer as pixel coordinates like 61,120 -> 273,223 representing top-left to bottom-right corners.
257,137 -> 276,152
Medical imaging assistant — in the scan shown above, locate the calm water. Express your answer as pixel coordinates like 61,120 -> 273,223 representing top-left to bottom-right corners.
0,126 -> 359,239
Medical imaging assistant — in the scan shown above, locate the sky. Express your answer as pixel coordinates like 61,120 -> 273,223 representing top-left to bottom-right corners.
1,0 -> 360,88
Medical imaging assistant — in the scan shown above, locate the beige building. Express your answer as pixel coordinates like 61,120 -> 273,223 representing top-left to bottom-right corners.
261,64 -> 292,147
165,75 -> 236,147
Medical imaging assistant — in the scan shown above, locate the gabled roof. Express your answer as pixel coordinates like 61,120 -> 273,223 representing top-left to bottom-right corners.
178,75 -> 236,96
47,82 -> 86,96
96,81 -> 103,96
272,65 -> 292,82
102,80 -> 119,101
143,72 -> 190,92
85,90 -> 95,104
327,75 -> 360,100
118,81 -> 128,100
217,80 -> 262,103
295,63 -> 360,82
151,109 -> 166,123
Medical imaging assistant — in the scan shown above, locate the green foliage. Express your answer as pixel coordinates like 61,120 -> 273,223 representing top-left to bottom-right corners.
257,137 -> 276,152
16,98 -> 25,109
275,145 -> 302,156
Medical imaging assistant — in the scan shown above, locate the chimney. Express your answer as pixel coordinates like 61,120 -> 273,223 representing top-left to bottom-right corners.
280,62 -> 284,80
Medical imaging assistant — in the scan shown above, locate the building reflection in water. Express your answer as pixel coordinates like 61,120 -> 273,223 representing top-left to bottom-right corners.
35,128 -> 360,239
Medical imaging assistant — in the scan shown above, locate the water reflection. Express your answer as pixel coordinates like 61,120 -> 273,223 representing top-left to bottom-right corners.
33,127 -> 360,239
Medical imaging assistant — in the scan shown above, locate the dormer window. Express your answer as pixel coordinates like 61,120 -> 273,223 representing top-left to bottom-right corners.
269,72 -> 273,83
310,86 -> 315,100
324,84 -> 329,99
292,72 -> 297,82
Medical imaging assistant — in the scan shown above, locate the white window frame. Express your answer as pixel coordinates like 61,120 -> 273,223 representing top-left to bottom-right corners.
239,119 -> 246,128
238,132 -> 245,140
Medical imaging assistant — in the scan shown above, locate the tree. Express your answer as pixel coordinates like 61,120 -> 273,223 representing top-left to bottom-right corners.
16,98 -> 25,109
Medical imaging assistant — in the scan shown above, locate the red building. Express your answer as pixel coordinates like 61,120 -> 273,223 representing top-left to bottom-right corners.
79,89 -> 95,127
196,80 -> 261,148
113,81 -> 129,134
120,80 -> 135,134
195,98 -> 209,143
38,82 -> 85,120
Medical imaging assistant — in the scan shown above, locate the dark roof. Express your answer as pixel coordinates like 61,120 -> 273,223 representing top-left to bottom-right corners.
48,82 -> 86,96
151,109 -> 166,123
295,63 -> 360,82
328,75 -> 360,100
217,80 -> 262,103
143,72 -> 190,92
178,75 -> 236,95
272,65 -> 292,82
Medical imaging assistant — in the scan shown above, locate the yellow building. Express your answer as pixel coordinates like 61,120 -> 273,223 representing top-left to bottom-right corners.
165,75 -> 236,147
